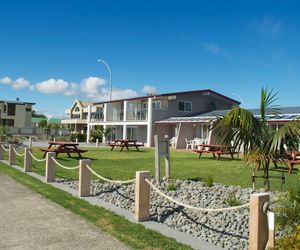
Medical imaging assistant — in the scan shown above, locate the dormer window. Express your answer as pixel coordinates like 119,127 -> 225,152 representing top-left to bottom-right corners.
74,107 -> 80,112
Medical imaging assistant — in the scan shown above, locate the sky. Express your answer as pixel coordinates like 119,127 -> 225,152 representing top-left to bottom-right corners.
1,0 -> 300,117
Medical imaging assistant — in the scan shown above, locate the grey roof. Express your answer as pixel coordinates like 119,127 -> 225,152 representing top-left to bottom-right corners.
156,106 -> 300,124
0,100 -> 35,105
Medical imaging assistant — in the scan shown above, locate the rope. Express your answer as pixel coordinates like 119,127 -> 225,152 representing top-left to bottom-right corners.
51,157 -> 79,170
13,147 -> 25,157
145,179 -> 250,212
28,151 -> 46,162
1,144 -> 9,152
86,164 -> 135,184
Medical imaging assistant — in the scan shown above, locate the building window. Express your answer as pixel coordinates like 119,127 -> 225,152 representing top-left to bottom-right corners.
199,124 -> 209,139
74,107 -> 80,112
152,101 -> 161,110
3,104 -> 7,113
26,107 -> 31,112
3,119 -> 14,127
178,101 -> 192,112
127,126 -> 138,140
7,104 -> 16,116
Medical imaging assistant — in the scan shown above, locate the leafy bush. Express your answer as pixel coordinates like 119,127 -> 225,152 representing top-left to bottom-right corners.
90,129 -> 103,142
275,186 -> 300,235
203,175 -> 214,187
70,132 -> 86,142
0,126 -> 8,141
271,225 -> 300,249
166,182 -> 177,191
226,191 -> 242,207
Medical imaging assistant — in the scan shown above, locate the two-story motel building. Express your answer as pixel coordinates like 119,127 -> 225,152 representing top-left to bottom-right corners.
84,89 -> 240,147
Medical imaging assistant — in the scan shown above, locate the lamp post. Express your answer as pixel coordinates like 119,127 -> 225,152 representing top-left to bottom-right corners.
97,59 -> 112,101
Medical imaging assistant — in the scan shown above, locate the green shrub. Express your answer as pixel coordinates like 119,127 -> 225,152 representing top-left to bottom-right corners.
271,225 -> 300,249
275,186 -> 300,235
187,177 -> 202,182
70,132 -> 86,142
166,182 -> 177,191
203,175 -> 214,187
226,191 -> 242,207
0,126 -> 8,141
90,129 -> 103,142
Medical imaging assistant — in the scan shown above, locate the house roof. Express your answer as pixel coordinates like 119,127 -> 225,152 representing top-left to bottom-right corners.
155,106 -> 300,124
93,89 -> 240,105
0,100 -> 35,105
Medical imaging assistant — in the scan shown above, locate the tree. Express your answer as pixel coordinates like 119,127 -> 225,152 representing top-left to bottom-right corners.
212,88 -> 300,190
32,110 -> 47,118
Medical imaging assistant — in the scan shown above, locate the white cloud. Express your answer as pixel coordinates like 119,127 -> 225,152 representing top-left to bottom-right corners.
12,77 -> 31,89
0,76 -> 12,85
143,85 -> 157,95
251,15 -> 283,38
201,42 -> 221,54
36,78 -> 70,95
80,77 -> 106,99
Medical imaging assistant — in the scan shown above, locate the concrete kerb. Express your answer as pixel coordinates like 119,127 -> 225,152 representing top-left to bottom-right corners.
0,159 -> 222,250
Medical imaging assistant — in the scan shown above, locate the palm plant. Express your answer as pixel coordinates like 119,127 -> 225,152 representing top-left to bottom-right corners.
212,88 -> 300,190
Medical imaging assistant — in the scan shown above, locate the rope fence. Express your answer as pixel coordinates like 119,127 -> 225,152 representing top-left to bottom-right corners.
28,150 -> 46,162
145,178 -> 250,212
13,147 -> 25,157
50,157 -> 79,170
1,144 -> 9,152
86,164 -> 135,184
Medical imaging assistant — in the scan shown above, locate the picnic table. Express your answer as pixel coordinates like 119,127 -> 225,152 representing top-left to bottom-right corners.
40,141 -> 87,158
287,151 -> 300,174
193,144 -> 238,160
108,139 -> 143,152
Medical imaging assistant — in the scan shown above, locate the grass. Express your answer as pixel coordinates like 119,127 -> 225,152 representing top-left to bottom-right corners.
3,147 -> 299,191
0,162 -> 192,250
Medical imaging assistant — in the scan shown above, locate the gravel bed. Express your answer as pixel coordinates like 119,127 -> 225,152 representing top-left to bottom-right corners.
57,178 -> 279,250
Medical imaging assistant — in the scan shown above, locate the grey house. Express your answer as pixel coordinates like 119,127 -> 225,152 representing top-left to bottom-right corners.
87,89 -> 240,147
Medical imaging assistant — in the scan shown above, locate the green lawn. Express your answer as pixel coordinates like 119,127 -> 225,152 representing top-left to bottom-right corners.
3,147 -> 299,191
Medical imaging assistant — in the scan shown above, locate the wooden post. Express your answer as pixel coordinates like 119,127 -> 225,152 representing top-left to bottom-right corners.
24,148 -> 32,172
28,136 -> 32,147
45,152 -> 56,182
78,159 -> 91,197
266,212 -> 275,249
165,142 -> 170,179
154,135 -> 160,181
96,138 -> 99,148
249,193 -> 270,250
0,142 -> 3,160
135,171 -> 150,222
9,145 -> 16,165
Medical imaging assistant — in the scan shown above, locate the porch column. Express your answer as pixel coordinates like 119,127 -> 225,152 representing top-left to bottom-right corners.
123,124 -> 127,140
208,122 -> 213,144
86,105 -> 91,143
103,103 -> 107,143
146,97 -> 153,147
123,100 -> 127,121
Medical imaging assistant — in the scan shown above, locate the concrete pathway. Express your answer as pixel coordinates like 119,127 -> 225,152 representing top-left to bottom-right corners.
0,173 -> 130,250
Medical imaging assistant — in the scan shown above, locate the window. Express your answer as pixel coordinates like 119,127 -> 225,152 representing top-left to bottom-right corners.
199,124 -> 209,139
3,119 -> 14,127
74,107 -> 80,112
152,101 -> 161,110
7,104 -> 16,116
26,107 -> 31,112
127,126 -> 138,140
178,101 -> 192,112
3,104 -> 7,113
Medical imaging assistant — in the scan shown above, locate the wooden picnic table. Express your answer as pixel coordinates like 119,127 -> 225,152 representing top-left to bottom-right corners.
287,151 -> 300,174
40,141 -> 87,158
108,139 -> 143,152
193,144 -> 238,160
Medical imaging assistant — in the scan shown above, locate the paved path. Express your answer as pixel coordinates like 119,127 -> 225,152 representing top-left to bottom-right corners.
0,173 -> 130,250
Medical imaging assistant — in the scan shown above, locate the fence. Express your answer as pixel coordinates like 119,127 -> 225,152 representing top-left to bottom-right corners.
0,142 -> 276,250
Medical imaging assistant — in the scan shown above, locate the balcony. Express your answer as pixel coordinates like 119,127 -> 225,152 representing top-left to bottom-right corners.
90,112 -> 104,122
127,108 -> 148,121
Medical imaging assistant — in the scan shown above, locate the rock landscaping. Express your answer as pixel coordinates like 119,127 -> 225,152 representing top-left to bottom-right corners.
57,177 -> 278,250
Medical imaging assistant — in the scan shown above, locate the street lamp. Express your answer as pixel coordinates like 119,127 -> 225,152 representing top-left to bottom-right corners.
97,59 -> 112,101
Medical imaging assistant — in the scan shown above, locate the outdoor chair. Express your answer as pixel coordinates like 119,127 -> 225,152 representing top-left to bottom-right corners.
185,138 -> 194,149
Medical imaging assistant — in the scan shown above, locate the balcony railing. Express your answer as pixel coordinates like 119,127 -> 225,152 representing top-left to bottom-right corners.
107,111 -> 124,121
90,112 -> 104,122
127,108 -> 148,121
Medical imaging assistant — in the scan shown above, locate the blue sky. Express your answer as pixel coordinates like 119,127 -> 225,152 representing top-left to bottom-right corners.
1,0 -> 300,117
